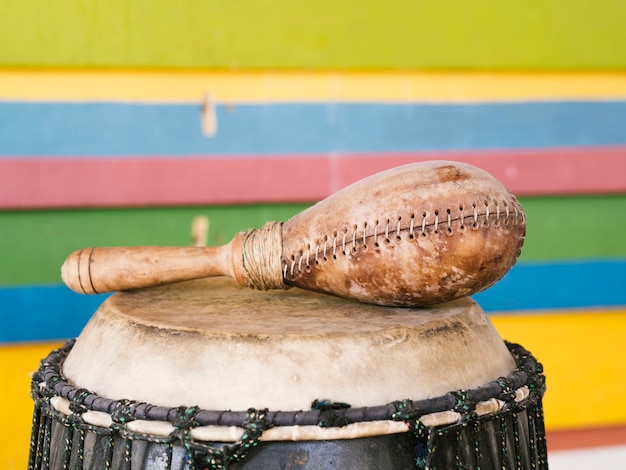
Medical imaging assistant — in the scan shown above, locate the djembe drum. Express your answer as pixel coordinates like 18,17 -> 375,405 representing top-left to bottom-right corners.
29,278 -> 547,469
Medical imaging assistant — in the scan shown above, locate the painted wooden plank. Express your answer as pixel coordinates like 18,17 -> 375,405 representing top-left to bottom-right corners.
0,286 -> 209,341
0,286 -> 107,342
0,156 -> 331,209
6,148 -> 623,209
1,196 -> 624,286
2,260 -> 625,343
1,1 -> 625,69
515,195 -> 626,262
2,71 -> 626,103
1,148 -> 625,209
547,425 -> 626,451
0,341 -> 65,470
472,260 -> 626,312
2,101 -> 625,157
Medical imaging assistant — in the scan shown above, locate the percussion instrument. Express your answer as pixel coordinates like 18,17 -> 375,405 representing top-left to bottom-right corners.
30,278 -> 547,469
61,161 -> 526,307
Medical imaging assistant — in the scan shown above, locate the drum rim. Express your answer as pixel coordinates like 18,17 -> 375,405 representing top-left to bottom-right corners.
32,340 -> 545,431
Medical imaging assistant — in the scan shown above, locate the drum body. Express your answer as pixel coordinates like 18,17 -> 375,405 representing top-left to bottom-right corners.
30,278 -> 547,469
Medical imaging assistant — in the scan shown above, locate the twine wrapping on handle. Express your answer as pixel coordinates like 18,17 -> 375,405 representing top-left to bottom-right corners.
240,221 -> 287,290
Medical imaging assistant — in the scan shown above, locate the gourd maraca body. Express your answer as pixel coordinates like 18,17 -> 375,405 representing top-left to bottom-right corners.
280,161 -> 525,306
62,161 -> 525,307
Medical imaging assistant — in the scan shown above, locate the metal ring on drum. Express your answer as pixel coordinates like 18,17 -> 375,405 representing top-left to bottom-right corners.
29,278 -> 548,469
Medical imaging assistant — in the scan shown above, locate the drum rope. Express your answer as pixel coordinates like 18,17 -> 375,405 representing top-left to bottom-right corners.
28,340 -> 548,469
30,342 -> 546,429
191,408 -> 271,469
240,221 -> 287,290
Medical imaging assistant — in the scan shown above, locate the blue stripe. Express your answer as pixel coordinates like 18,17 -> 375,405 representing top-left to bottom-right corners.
1,260 -> 624,343
473,259 -> 626,312
0,286 -> 110,343
1,101 -> 625,156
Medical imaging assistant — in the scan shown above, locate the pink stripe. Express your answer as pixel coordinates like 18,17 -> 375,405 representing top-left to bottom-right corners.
0,157 -> 331,209
2,146 -> 625,209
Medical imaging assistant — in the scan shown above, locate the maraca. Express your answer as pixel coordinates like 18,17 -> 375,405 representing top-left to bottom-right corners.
61,160 -> 525,307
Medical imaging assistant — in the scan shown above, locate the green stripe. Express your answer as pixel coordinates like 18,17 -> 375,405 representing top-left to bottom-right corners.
1,195 -> 625,286
1,0 -> 625,69
520,195 -> 626,261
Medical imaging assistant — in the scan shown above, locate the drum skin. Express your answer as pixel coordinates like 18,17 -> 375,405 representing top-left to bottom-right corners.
62,277 -> 515,411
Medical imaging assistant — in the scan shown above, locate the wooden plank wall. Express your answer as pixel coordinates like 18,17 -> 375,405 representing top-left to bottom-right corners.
1,1 -> 625,467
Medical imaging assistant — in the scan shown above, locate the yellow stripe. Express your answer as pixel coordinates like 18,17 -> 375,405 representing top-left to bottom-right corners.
491,308 -> 626,431
1,309 -> 625,467
1,70 -> 626,103
0,341 -> 63,470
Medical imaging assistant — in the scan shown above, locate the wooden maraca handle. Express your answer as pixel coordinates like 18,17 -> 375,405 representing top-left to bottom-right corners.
61,161 -> 527,307
61,243 -> 238,294
61,223 -> 282,294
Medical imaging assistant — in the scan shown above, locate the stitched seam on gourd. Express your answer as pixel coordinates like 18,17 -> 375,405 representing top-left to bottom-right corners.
283,198 -> 525,277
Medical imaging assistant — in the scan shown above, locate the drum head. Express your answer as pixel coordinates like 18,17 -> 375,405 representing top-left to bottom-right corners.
62,277 -> 515,411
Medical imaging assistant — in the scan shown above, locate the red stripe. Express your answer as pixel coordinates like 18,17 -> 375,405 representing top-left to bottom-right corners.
0,157 -> 331,209
2,146 -> 625,209
547,424 -> 626,451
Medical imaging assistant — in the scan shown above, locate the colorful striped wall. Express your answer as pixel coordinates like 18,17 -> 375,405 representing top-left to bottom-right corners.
2,1 -> 626,468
